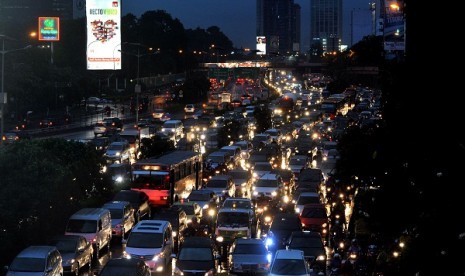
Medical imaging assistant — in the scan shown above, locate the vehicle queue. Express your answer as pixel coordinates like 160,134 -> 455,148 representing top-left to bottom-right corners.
4,72 -> 383,276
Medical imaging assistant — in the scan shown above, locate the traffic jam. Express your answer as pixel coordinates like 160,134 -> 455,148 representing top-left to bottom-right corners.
5,72 -> 383,276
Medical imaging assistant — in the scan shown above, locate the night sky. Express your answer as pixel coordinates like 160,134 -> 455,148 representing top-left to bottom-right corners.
122,0 -> 369,51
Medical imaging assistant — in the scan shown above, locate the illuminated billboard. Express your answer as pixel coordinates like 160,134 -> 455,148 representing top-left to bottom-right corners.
384,0 -> 404,51
86,0 -> 121,70
256,36 -> 266,55
38,17 -> 60,41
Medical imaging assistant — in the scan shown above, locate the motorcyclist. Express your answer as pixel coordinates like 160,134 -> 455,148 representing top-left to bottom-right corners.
185,217 -> 200,237
348,239 -> 362,255
329,253 -> 342,270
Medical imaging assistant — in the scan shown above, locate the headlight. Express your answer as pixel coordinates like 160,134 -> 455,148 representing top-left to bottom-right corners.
317,255 -> 326,261
253,191 -> 258,196
295,207 -> 300,213
115,176 -> 123,183
123,251 -> 131,259
322,223 -> 327,228
216,236 -> 224,242
264,216 -> 271,223
271,191 -> 277,197
253,172 -> 258,178
203,204 -> 209,209
153,253 -> 161,261
115,152 -> 121,156
283,195 -> 290,203
265,238 -> 273,247
173,231 -> 177,237
66,258 -> 76,265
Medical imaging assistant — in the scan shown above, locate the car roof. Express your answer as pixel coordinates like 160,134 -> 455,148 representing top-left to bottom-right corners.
50,234 -> 82,242
181,237 -> 213,248
132,220 -> 170,233
172,201 -> 197,206
234,238 -> 265,245
103,201 -> 131,209
218,208 -> 250,214
17,246 -> 58,258
189,189 -> 215,195
209,175 -> 232,180
290,230 -> 322,239
274,249 -> 305,259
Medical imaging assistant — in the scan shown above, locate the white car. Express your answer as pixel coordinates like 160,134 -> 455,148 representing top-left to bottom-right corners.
184,104 -> 195,113
269,249 -> 310,276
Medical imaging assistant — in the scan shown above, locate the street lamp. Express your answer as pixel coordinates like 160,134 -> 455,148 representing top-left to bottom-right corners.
0,35 -> 31,145
120,42 -> 158,125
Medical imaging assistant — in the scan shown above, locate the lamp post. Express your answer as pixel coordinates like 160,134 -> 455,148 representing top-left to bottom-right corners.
0,35 -> 31,145
120,43 -> 157,125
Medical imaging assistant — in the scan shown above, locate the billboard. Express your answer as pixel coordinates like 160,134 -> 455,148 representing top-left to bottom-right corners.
256,36 -> 266,55
38,17 -> 60,41
86,0 -> 121,70
269,36 -> 279,54
383,0 -> 404,51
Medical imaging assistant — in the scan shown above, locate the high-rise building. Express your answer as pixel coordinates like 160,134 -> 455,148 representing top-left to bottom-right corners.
0,0 -> 73,35
257,0 -> 301,55
310,0 -> 343,53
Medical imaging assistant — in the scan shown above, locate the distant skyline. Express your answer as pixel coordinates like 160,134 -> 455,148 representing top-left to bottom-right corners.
122,0 -> 370,51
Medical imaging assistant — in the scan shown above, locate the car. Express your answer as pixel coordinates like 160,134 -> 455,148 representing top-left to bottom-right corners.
172,237 -> 220,276
184,104 -> 195,113
171,201 -> 202,224
152,108 -> 166,121
90,136 -> 112,153
186,189 -> 219,223
205,174 -> 236,199
286,231 -> 326,274
98,258 -> 150,276
112,190 -> 151,222
94,117 -> 123,137
228,238 -> 271,275
227,169 -> 253,197
299,203 -> 329,239
106,163 -> 132,184
104,141 -> 131,163
152,208 -> 188,253
102,201 -> 136,239
252,173 -> 283,200
294,192 -> 321,214
137,118 -> 153,127
269,249 -> 310,276
5,245 -> 63,276
267,213 -> 302,251
47,234 -> 93,275
1,130 -> 30,144
123,220 -> 174,274
39,117 -> 58,128
222,197 -> 255,219
82,96 -> 102,105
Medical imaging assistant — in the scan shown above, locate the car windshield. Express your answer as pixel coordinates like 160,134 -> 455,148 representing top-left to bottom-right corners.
253,135 -> 268,142
66,219 -> 97,233
107,208 -> 123,219
188,193 -> 211,201
297,196 -> 320,205
254,164 -> 272,171
126,232 -> 163,248
290,237 -> 323,248
178,247 -> 213,261
301,207 -> 326,218
228,171 -> 249,179
223,200 -> 252,209
51,240 -> 76,253
289,158 -> 307,166
271,259 -> 307,275
163,123 -> 177,128
208,156 -> 225,163
107,144 -> 123,151
217,212 -> 249,227
271,217 -> 301,231
255,179 -> 278,187
207,180 -> 227,188
9,257 -> 44,272
233,243 -> 267,255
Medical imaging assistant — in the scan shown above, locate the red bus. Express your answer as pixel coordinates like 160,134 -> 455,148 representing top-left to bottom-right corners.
131,150 -> 202,206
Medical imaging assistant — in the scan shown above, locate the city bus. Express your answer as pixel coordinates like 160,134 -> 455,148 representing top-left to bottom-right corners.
130,150 -> 202,206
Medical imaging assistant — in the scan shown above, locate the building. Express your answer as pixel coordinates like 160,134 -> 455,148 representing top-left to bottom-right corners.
0,0 -> 73,36
257,0 -> 301,55
310,0 -> 343,53
350,9 -> 373,47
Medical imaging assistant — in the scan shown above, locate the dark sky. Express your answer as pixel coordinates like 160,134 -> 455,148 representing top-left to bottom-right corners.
122,0 -> 369,51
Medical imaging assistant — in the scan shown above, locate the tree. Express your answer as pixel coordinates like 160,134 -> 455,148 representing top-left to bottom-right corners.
0,139 -> 111,266
139,136 -> 175,159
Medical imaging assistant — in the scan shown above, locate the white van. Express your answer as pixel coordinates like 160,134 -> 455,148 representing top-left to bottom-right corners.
162,120 -> 184,138
65,208 -> 112,260
123,220 -> 173,274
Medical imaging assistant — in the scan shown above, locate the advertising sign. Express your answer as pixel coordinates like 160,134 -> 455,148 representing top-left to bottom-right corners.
86,0 -> 121,70
383,0 -> 404,51
256,36 -> 266,55
38,17 -> 60,41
